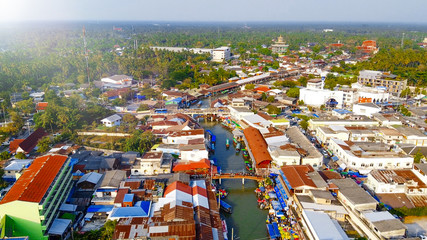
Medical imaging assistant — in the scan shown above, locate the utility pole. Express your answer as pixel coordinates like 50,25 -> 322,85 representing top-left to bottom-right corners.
83,26 -> 90,84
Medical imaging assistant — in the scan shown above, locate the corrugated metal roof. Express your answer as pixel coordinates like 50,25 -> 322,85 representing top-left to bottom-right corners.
243,127 -> 272,168
0,154 -> 68,204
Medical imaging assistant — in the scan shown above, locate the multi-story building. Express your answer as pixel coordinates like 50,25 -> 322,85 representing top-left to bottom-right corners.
357,70 -> 407,96
131,151 -> 173,175
0,155 -> 73,240
328,139 -> 413,174
212,46 -> 231,62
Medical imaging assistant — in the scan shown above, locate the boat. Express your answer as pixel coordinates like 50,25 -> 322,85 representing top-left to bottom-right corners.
222,219 -> 229,240
235,142 -> 241,152
226,138 -> 230,148
220,199 -> 232,213
211,143 -> 215,153
217,188 -> 228,199
242,149 -> 249,158
197,101 -> 202,107
211,134 -> 216,144
246,163 -> 253,171
233,138 -> 238,145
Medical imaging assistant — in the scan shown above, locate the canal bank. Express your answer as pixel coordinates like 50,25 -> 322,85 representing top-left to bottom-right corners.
201,122 -> 268,240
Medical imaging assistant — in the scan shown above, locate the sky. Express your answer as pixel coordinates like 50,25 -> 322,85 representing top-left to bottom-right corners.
1,0 -> 427,24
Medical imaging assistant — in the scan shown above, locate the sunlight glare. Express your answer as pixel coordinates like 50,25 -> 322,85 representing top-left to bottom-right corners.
0,0 -> 24,22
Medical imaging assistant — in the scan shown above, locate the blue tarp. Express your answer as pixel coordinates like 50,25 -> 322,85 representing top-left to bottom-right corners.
331,156 -> 339,162
267,224 -> 280,239
87,205 -> 114,213
268,192 -> 277,199
272,222 -> 281,238
271,201 -> 281,211
211,135 -> 216,143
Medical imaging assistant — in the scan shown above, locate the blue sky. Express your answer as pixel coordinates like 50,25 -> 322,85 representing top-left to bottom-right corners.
1,0 -> 426,23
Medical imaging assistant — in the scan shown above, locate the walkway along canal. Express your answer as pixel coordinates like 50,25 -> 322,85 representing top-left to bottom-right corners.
201,122 -> 268,240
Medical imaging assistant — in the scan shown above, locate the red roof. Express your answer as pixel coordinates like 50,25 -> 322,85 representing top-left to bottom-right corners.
243,127 -> 272,168
163,181 -> 192,196
19,128 -> 48,153
254,85 -> 270,93
0,154 -> 68,204
114,188 -> 130,204
172,159 -> 211,172
192,186 -> 208,198
281,165 -> 316,190
36,102 -> 48,111
9,139 -> 25,154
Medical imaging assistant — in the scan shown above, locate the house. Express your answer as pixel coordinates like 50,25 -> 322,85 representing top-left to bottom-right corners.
179,144 -> 209,162
331,178 -> 377,212
163,129 -> 205,145
101,114 -> 122,127
101,75 -> 133,87
286,127 -> 323,168
77,172 -> 103,190
92,170 -> 127,205
16,128 -> 48,154
394,126 -> 427,146
9,139 -> 25,154
36,102 -> 48,112
280,165 -> 327,195
352,103 -> 381,117
172,159 -> 212,175
228,106 -> 254,121
0,155 -> 73,240
2,159 -> 33,182
131,152 -> 173,175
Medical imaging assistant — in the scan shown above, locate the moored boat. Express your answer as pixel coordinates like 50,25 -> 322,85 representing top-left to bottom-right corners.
236,142 -> 241,152
226,138 -> 230,148
220,199 -> 232,213
222,219 -> 228,240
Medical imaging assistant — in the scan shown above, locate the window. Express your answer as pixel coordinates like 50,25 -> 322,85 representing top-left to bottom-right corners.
361,163 -> 365,167
370,163 -> 374,167
352,162 -> 356,166
379,163 -> 383,167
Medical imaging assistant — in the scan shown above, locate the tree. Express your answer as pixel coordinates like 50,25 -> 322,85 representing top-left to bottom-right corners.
286,88 -> 300,98
266,105 -> 281,115
245,84 -> 255,90
37,136 -> 52,153
261,92 -> 267,101
299,120 -> 309,130
414,150 -> 424,164
15,152 -> 26,159
122,114 -> 138,125
298,100 -> 305,105
267,96 -> 275,103
400,88 -> 411,98
137,104 -> 150,111
0,151 -> 11,160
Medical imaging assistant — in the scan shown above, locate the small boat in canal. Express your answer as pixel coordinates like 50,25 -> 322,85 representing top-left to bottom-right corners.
242,149 -> 249,158
220,199 -> 232,213
235,142 -> 241,152
226,138 -> 230,148
246,163 -> 253,171
222,219 -> 229,240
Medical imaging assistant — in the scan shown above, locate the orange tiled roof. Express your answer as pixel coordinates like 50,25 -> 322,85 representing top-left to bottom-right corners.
36,102 -> 48,111
281,165 -> 316,190
163,181 -> 192,196
243,127 -> 272,168
0,154 -> 68,204
9,139 -> 25,154
172,159 -> 211,172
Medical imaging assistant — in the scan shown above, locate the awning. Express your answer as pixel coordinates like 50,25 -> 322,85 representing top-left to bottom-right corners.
48,218 -> 71,235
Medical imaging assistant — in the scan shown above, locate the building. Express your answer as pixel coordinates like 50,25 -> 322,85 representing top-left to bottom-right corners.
131,152 -> 173,175
357,40 -> 378,53
330,178 -> 378,212
271,36 -> 289,54
101,75 -> 133,87
366,169 -> 427,195
16,128 -> 48,154
394,126 -> 427,146
286,127 -> 323,168
306,78 -> 323,90
101,114 -> 122,127
92,170 -> 127,205
357,70 -> 407,96
352,103 -> 381,117
228,106 -> 254,121
211,47 -> 231,62
163,129 -> 205,145
2,159 -> 33,182
243,127 -> 272,175
308,117 -> 379,132
328,139 -> 413,174
280,165 -> 327,195
0,155 -> 73,240
301,210 -> 349,240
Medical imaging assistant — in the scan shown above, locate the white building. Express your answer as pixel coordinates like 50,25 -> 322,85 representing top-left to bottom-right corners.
352,103 -> 381,117
228,106 -> 254,121
179,144 -> 209,162
242,114 -> 273,133
131,152 -> 173,175
212,47 -> 231,62
306,79 -> 323,90
101,114 -> 122,127
301,210 -> 349,240
365,169 -> 427,195
101,75 -> 133,86
299,88 -> 345,108
163,129 -> 205,145
328,139 -> 413,174
394,126 -> 427,146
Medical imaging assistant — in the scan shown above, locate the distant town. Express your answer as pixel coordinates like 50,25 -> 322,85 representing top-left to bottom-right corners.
1,24 -> 427,240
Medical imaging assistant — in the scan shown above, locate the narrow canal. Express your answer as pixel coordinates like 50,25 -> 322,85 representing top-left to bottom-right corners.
200,122 -> 268,240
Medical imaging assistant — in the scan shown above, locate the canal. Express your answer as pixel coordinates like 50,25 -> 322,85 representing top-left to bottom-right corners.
201,122 -> 268,240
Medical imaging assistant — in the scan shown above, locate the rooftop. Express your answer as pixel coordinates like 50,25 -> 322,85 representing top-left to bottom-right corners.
331,179 -> 377,206
0,154 -> 68,204
243,127 -> 272,168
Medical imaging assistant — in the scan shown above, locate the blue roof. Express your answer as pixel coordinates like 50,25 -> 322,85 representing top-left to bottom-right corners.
123,194 -> 134,202
333,109 -> 352,115
109,201 -> 151,218
87,205 -> 114,213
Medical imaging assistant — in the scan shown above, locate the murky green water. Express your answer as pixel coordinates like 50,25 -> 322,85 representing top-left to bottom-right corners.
201,121 -> 268,240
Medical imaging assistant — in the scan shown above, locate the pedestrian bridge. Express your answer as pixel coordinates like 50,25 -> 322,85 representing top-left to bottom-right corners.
211,173 -> 264,184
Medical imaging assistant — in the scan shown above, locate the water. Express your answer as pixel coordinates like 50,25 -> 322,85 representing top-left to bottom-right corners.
201,121 -> 268,240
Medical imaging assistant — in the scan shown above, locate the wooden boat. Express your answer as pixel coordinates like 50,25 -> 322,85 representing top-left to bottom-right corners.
226,138 -> 230,148
220,200 -> 232,213
236,142 -> 241,152
222,220 -> 229,240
